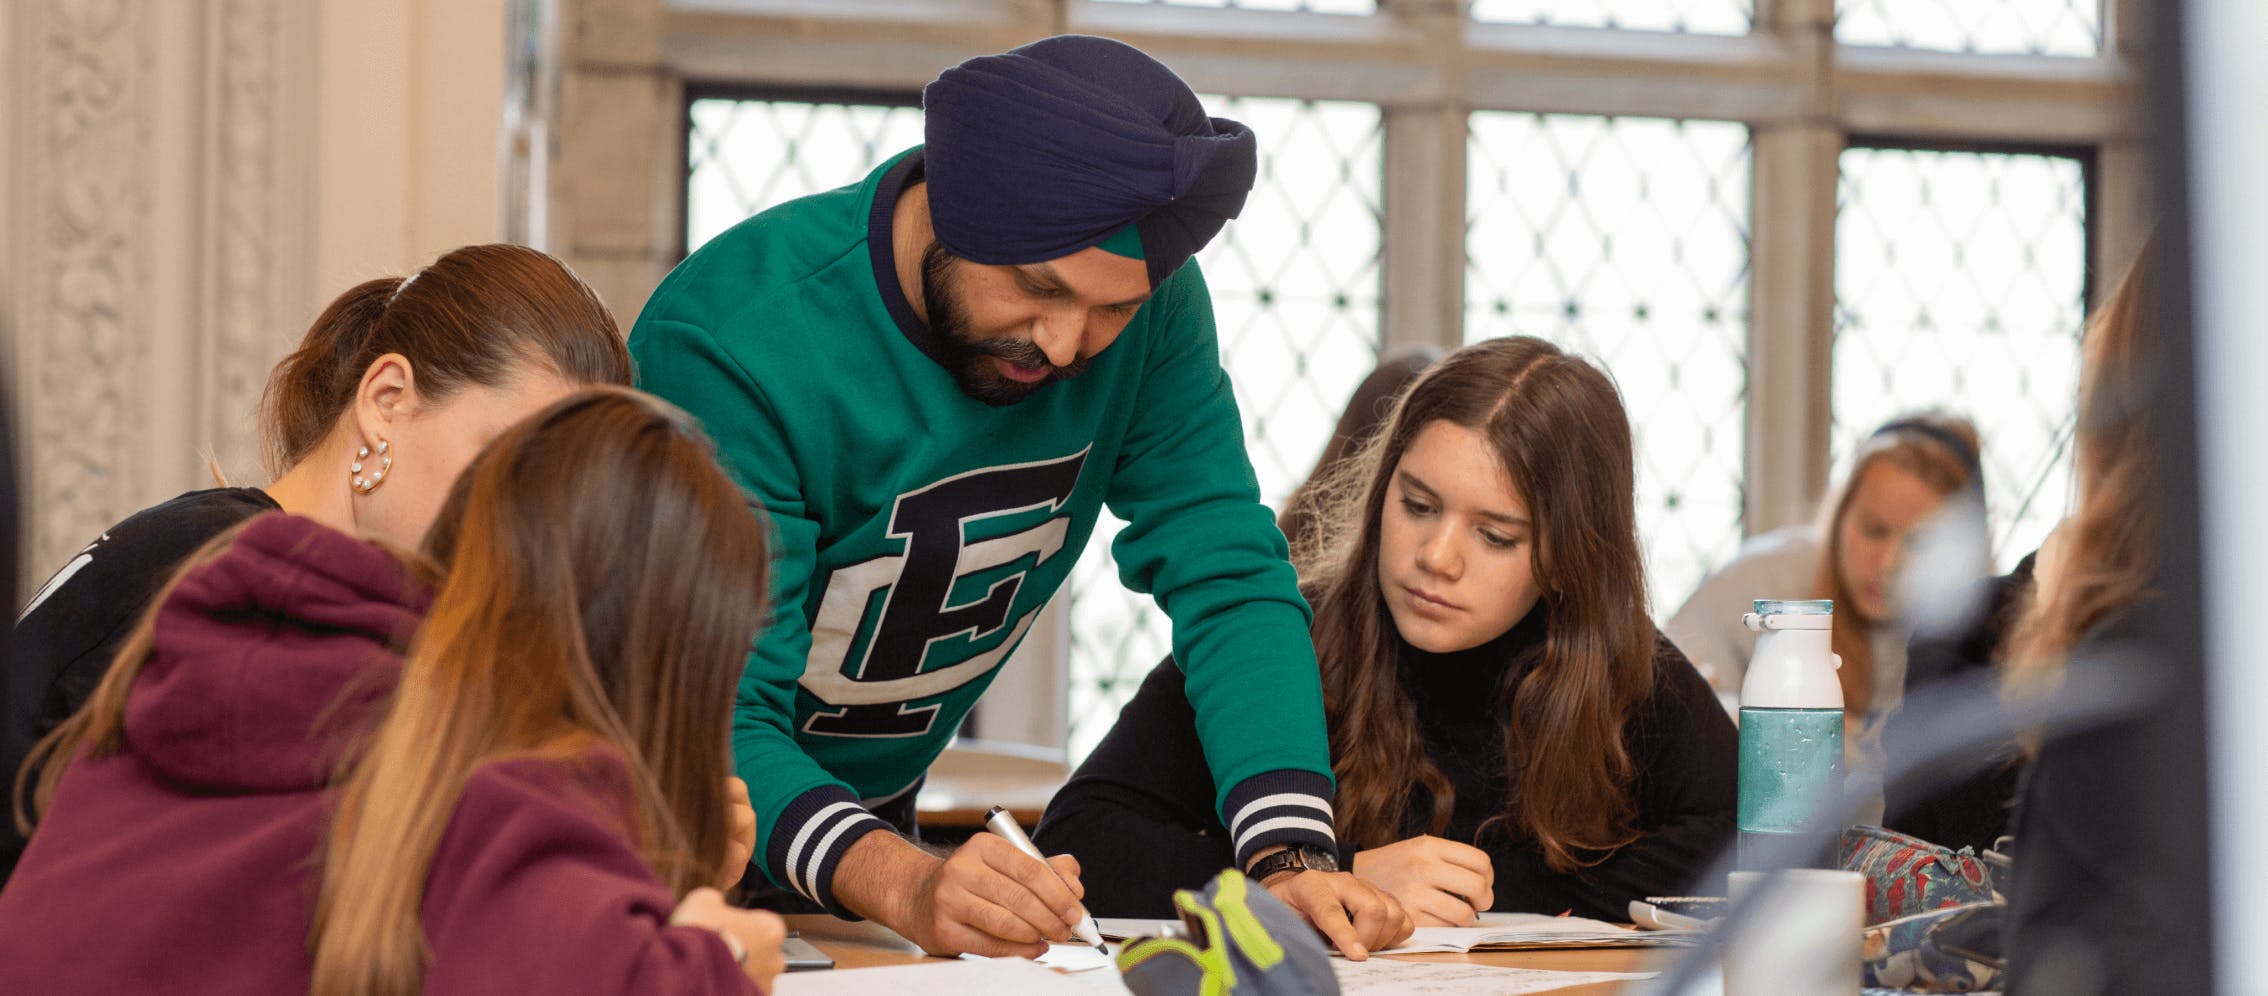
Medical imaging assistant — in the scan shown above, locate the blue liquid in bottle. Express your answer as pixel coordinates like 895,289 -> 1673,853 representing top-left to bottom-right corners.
1736,706 -> 1843,870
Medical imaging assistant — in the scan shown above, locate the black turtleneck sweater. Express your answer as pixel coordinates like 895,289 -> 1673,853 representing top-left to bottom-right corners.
1033,610 -> 1738,920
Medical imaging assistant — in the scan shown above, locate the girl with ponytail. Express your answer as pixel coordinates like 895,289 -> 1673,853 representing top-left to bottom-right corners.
2,388 -> 783,994
5,244 -> 631,879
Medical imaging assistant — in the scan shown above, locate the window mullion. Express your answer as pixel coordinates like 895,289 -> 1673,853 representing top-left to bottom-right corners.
1742,0 -> 1835,538
1381,103 -> 1469,356
2098,0 -> 2152,294
1755,0 -> 1836,34
2093,137 -> 2151,303
2106,0 -> 2151,58
1746,123 -> 1842,536
1381,0 -> 1465,356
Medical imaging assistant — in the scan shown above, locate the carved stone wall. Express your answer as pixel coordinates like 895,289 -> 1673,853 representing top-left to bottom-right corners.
204,0 -> 295,483
5,0 -> 313,584
14,0 -> 157,577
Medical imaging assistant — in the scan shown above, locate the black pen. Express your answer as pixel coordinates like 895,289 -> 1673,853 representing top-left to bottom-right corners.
984,806 -> 1108,955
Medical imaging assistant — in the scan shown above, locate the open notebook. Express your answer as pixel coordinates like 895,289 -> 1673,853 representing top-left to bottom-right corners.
1101,911 -> 1700,954
1368,912 -> 1702,954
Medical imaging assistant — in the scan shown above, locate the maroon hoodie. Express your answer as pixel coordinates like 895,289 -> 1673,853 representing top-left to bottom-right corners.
0,514 -> 756,994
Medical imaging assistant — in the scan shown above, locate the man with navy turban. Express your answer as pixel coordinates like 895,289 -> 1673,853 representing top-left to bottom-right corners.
631,35 -> 1408,959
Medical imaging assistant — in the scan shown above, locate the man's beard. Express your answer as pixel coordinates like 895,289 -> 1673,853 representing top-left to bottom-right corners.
922,244 -> 1091,407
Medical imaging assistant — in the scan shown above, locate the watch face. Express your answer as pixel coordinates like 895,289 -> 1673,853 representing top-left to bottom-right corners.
1249,843 -> 1340,882
1249,853 -> 1292,879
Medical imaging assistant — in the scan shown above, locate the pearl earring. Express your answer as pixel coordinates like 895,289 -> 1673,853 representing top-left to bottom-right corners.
350,439 -> 393,494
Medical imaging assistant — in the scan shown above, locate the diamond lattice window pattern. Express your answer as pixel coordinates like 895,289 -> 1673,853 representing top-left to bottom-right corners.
1465,111 -> 1753,618
1833,146 -> 2089,569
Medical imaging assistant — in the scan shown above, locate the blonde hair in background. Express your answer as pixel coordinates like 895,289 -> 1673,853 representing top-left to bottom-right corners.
1811,412 -> 1983,716
2004,241 -> 2158,698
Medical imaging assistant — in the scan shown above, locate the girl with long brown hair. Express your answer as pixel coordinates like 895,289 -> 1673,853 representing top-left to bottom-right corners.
1667,411 -> 1985,722
5,243 -> 632,880
1038,336 -> 1737,924
0,388 -> 784,995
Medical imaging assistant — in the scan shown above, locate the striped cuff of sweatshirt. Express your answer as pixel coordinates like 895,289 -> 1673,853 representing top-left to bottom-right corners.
1223,770 -> 1338,872
766,785 -> 895,917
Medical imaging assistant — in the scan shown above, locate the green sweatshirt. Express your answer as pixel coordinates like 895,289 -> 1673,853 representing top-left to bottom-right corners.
631,150 -> 1336,913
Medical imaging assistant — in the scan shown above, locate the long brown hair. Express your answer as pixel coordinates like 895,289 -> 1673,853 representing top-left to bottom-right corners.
2004,242 -> 2157,693
1303,336 -> 1655,873
308,387 -> 770,996
260,243 -> 633,476
1813,412 -> 1982,715
12,526 -> 435,833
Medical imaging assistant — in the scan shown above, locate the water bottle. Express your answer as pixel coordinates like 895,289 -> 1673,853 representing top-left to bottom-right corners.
1736,598 -> 1843,870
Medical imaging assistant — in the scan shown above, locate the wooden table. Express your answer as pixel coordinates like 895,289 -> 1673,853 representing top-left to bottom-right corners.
784,915 -> 1671,995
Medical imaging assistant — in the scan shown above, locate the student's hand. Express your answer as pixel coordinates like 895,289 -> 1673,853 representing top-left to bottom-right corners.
718,777 -> 757,891
671,887 -> 788,988
1350,835 -> 1495,927
839,830 -> 1087,958
1258,869 -> 1414,960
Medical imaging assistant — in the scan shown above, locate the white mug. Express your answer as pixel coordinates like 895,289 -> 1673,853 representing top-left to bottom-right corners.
1721,868 -> 1863,996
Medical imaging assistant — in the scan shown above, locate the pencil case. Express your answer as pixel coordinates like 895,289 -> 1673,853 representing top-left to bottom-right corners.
1116,869 -> 1339,996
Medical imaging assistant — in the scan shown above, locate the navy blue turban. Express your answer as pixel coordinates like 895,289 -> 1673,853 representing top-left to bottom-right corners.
922,35 -> 1258,288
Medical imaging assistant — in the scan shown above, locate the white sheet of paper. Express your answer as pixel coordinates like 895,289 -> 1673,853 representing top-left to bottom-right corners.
1333,958 -> 1659,995
963,945 -> 1130,992
1030,943 -> 1116,973
772,958 -> 1106,996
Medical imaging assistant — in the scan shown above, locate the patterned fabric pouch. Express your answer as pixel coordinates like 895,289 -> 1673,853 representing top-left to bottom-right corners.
1116,870 -> 1339,996
1840,824 -> 2008,993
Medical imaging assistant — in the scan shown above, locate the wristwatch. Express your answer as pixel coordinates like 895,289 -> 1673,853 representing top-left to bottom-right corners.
1245,843 -> 1340,881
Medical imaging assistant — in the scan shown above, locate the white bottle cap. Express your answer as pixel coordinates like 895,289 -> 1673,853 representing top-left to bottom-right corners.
1740,599 -> 1842,710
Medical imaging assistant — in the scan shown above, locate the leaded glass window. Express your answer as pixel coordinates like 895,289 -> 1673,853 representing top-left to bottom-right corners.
1832,146 -> 2089,567
1464,112 -> 1753,615
1836,0 -> 2103,57
1470,0 -> 1752,35
686,95 -> 922,253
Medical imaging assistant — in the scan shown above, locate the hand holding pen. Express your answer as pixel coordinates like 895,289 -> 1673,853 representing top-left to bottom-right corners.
984,806 -> 1109,955
837,806 -> 1097,959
